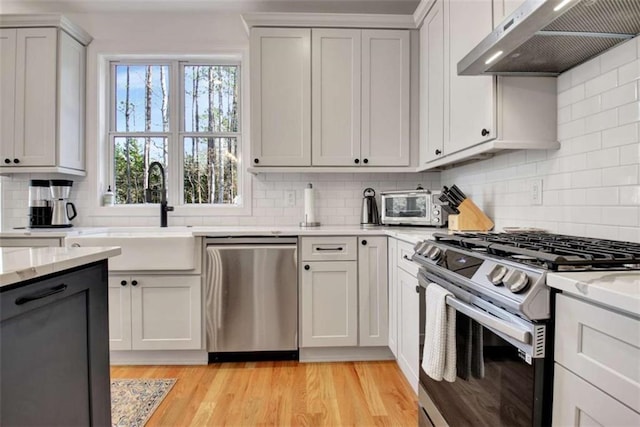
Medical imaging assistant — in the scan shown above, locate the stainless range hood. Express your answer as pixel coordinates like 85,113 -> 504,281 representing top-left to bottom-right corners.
458,0 -> 640,76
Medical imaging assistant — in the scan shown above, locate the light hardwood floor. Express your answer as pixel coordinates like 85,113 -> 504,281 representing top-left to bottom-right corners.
110,361 -> 418,426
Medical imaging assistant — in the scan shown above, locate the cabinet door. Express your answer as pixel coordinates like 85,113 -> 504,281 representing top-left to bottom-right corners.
397,268 -> 419,392
446,0 -> 495,154
358,236 -> 388,346
250,28 -> 311,166
14,28 -> 57,166
388,238 -> 399,357
553,364 -> 640,426
361,30 -> 410,166
0,29 -> 16,163
312,29 -> 361,166
108,276 -> 132,351
300,261 -> 358,347
58,31 -> 85,171
131,275 -> 202,350
419,0 -> 445,164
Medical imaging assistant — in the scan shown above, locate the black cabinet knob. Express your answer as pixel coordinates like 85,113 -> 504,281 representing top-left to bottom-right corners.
131,280 -> 138,286
435,149 -> 441,155
120,280 -> 127,286
254,158 -> 259,164
354,158 -> 360,164
415,285 -> 420,293
363,158 -> 369,164
361,240 -> 367,246
481,128 -> 490,137
304,265 -> 310,270
13,158 -> 19,164
4,158 -> 10,164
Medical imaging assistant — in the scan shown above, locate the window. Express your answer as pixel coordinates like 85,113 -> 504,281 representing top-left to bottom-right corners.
109,60 -> 241,206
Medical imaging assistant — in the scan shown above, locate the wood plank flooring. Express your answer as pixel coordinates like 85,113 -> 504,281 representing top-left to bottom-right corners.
110,361 -> 418,426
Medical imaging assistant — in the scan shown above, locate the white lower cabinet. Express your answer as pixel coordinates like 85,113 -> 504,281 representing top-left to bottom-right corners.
108,275 -> 201,351
397,267 -> 420,391
553,364 -> 640,426
388,238 -> 399,357
300,261 -> 358,347
358,236 -> 388,346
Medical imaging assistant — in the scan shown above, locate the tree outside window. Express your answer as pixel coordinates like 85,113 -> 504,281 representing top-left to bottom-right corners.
110,61 -> 240,205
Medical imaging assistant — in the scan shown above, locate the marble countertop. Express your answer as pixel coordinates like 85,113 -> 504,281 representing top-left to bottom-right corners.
547,271 -> 640,316
1,225 -> 438,245
0,246 -> 122,288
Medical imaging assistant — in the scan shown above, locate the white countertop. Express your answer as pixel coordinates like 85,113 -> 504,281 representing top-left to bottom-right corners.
0,246 -> 122,288
548,271 -> 640,316
1,225 -> 437,245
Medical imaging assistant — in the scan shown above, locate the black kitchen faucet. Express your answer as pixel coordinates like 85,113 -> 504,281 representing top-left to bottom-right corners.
145,161 -> 174,227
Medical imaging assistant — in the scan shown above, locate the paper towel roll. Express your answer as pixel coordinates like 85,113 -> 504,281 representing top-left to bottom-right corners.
304,184 -> 316,223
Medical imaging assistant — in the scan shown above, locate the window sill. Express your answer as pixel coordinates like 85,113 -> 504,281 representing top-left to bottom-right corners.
91,203 -> 252,217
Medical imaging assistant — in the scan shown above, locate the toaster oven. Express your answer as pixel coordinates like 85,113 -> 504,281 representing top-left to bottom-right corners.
380,189 -> 447,227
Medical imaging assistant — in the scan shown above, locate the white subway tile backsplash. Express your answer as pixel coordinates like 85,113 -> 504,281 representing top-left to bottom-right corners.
558,118 -> 586,140
602,164 -> 639,186
620,185 -> 640,205
584,109 -> 618,134
600,38 -> 638,73
601,207 -> 639,226
619,101 -> 640,125
571,169 -> 603,189
586,147 -> 619,169
620,143 -> 640,166
585,187 -> 618,205
585,69 -> 618,98
619,59 -> 640,85
565,132 -> 602,154
571,95 -> 601,119
602,82 -> 638,110
571,58 -> 601,86
558,84 -> 586,108
602,122 -> 639,147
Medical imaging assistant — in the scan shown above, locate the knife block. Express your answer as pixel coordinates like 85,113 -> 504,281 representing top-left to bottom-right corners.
448,198 -> 494,232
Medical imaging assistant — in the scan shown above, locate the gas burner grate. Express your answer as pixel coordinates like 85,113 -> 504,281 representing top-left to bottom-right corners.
433,232 -> 640,271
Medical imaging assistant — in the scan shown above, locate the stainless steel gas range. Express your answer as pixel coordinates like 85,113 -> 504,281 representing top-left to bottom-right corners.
413,232 -> 640,427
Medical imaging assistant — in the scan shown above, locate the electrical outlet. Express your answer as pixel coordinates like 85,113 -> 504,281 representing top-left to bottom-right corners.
284,190 -> 296,207
531,179 -> 543,205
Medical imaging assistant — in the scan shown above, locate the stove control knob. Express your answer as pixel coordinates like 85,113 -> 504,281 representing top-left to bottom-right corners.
486,265 -> 508,285
504,270 -> 530,293
428,246 -> 442,261
417,243 -> 431,256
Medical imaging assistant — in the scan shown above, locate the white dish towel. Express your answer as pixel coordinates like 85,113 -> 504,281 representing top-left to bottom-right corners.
422,283 -> 457,382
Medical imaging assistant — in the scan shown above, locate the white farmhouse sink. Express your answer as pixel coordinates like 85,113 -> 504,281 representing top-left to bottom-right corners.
66,229 -> 196,271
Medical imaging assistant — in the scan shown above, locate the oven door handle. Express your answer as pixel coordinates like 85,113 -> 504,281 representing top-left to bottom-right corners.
446,296 -> 532,345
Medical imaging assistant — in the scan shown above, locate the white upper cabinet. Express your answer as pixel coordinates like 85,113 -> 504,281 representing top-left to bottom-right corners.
419,0 -> 445,164
446,0 -> 495,154
250,28 -> 312,166
251,24 -> 412,169
361,30 -> 410,166
417,0 -> 558,170
312,29 -> 361,166
0,18 -> 90,175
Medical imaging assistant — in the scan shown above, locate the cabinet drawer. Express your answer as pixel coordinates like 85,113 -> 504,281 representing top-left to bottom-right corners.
555,294 -> 640,412
553,364 -> 640,426
300,236 -> 357,261
397,240 -> 419,276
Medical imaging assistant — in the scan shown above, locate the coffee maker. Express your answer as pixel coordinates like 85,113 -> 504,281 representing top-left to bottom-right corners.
49,180 -> 77,227
29,179 -> 52,227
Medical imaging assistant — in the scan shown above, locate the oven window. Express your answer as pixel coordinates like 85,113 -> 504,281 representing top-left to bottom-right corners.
421,312 -> 546,427
385,196 -> 427,218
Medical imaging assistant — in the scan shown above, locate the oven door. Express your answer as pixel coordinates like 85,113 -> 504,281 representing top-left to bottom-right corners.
418,272 -> 552,427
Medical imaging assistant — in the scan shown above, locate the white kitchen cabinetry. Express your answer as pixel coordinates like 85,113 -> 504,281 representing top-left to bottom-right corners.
299,235 -> 389,354
388,237 -> 421,391
0,17 -> 90,175
300,261 -> 358,347
553,293 -> 640,419
388,238 -> 399,357
252,26 -> 410,169
250,28 -> 311,166
108,275 -> 202,351
417,0 -> 557,169
358,236 -> 388,346
492,0 -> 526,27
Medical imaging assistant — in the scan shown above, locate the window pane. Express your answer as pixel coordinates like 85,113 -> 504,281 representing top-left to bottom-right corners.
184,65 -> 239,133
184,137 -> 238,204
115,65 -> 170,132
114,137 -> 168,204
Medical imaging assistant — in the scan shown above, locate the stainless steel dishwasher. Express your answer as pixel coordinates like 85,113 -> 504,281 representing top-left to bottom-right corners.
204,237 -> 298,361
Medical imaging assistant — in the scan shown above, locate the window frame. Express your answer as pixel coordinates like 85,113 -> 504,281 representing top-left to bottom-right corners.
105,56 -> 249,215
